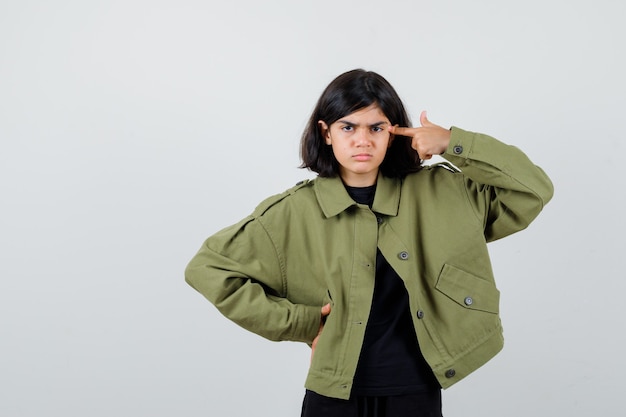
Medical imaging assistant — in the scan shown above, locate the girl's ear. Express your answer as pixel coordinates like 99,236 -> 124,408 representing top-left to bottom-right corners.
388,132 -> 395,148
318,120 -> 331,145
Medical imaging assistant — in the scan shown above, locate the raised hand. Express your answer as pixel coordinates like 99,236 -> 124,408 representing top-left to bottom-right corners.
388,111 -> 451,160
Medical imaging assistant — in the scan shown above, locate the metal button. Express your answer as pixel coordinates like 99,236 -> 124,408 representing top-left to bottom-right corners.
398,251 -> 409,260
464,296 -> 474,306
445,369 -> 456,378
417,310 -> 425,319
453,145 -> 463,155
377,216 -> 383,224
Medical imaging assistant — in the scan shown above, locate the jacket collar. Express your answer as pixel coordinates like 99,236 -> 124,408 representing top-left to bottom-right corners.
313,173 -> 401,218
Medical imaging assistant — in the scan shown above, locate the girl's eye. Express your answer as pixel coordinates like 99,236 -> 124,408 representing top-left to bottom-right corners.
371,126 -> 383,133
341,126 -> 354,132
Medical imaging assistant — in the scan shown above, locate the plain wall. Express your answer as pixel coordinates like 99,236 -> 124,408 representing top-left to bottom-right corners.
1,0 -> 624,415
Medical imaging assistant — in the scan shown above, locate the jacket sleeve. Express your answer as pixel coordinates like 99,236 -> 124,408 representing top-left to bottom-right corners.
185,214 -> 321,343
443,127 -> 554,242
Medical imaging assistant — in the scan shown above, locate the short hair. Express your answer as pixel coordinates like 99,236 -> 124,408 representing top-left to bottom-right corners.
300,69 -> 421,178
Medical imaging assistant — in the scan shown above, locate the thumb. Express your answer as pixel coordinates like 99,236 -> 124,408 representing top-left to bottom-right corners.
321,303 -> 331,317
420,110 -> 434,127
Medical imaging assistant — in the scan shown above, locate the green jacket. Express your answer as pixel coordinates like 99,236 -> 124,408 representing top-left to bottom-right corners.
185,127 -> 554,400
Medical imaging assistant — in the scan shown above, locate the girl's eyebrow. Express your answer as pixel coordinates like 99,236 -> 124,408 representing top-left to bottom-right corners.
337,120 -> 389,127
370,121 -> 389,127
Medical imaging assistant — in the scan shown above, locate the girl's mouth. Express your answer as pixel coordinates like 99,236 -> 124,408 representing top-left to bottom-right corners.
353,154 -> 372,161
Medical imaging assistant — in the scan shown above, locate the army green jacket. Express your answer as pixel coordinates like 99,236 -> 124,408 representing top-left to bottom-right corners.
185,127 -> 553,400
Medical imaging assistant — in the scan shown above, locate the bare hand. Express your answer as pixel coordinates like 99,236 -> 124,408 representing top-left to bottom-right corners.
310,303 -> 331,362
388,111 -> 451,160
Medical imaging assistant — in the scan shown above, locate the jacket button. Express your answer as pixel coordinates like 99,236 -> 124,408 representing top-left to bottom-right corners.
445,369 -> 456,378
453,145 -> 463,155
464,296 -> 474,306
377,216 -> 383,224
417,310 -> 425,319
398,251 -> 409,260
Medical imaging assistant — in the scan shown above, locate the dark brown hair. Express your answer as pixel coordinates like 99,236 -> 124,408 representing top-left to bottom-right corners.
300,69 -> 421,178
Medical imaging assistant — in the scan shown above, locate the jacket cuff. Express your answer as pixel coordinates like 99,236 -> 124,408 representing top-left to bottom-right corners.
443,126 -> 476,167
293,304 -> 323,343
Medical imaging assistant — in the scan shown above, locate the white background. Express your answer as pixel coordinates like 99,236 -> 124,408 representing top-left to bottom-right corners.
1,0 -> 624,415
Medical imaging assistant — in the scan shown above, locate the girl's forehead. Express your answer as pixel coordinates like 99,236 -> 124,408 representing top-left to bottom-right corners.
339,104 -> 388,122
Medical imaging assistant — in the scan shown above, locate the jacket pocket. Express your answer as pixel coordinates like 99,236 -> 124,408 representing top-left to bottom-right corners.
309,289 -> 339,373
435,264 -> 500,314
324,289 -> 334,308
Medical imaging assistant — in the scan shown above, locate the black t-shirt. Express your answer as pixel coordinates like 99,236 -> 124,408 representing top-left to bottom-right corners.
345,184 -> 439,396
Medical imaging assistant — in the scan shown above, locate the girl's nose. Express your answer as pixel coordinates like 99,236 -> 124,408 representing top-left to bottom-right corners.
355,129 -> 372,146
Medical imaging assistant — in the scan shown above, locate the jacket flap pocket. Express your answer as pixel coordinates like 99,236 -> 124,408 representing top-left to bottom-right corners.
435,264 -> 500,313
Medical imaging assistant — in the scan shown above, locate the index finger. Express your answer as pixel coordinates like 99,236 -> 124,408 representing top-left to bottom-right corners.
388,125 -> 418,137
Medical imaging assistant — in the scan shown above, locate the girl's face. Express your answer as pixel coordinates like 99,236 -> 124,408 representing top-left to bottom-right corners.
318,104 -> 393,187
